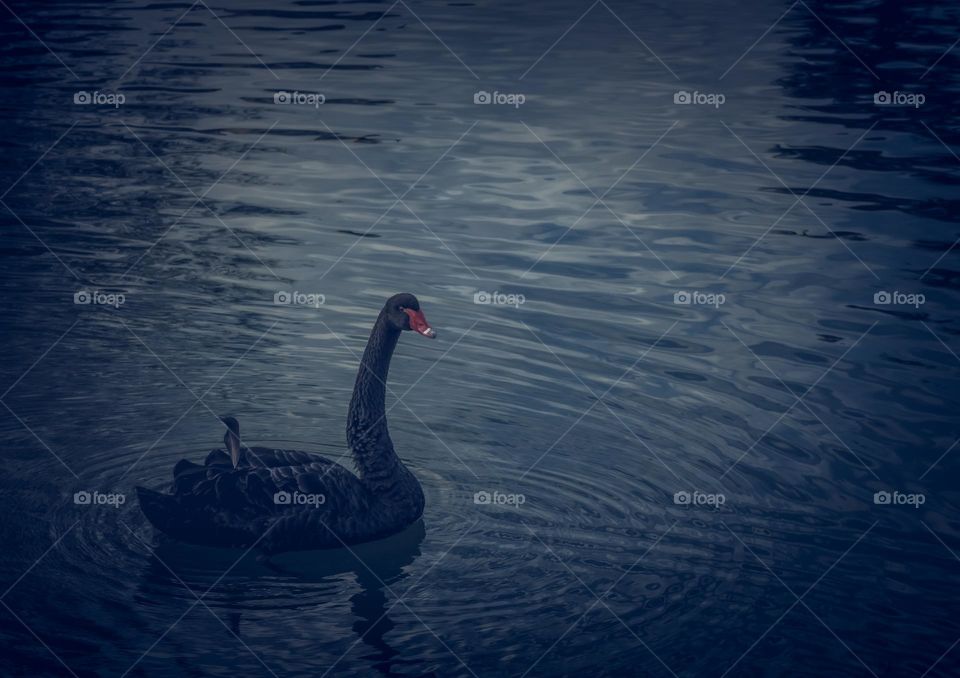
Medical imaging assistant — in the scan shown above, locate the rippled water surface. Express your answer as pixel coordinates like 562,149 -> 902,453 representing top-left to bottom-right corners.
1,0 -> 959,676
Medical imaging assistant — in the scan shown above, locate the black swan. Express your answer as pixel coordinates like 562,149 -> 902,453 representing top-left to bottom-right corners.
136,293 -> 435,556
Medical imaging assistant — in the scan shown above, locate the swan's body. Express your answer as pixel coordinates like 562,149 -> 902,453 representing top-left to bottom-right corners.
136,293 -> 434,555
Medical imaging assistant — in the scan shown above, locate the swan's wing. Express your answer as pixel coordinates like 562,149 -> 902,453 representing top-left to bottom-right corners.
138,463 -> 275,548
247,446 -> 348,469
147,455 -> 375,547
179,457 -> 362,507
203,446 -> 347,469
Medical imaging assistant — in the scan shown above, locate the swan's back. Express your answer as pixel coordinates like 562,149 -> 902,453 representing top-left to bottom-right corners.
137,445 -> 408,554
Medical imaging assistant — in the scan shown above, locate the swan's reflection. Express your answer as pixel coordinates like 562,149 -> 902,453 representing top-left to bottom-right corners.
136,520 -> 427,676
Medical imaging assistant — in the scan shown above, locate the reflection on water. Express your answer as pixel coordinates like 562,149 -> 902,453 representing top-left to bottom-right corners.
1,0 -> 959,675
133,521 -> 427,676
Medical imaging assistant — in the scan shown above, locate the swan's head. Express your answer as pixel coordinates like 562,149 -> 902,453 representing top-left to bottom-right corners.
385,293 -> 436,339
221,416 -> 241,467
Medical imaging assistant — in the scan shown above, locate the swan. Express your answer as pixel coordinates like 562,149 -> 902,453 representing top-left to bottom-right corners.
136,293 -> 435,556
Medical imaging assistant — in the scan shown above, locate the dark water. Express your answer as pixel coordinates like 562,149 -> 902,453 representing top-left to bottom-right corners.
1,0 -> 959,675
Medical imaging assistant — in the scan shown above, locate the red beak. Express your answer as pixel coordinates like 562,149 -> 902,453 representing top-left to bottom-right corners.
403,308 -> 436,338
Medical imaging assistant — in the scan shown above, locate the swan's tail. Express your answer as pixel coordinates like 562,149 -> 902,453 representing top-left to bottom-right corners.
136,485 -> 260,548
136,486 -> 184,537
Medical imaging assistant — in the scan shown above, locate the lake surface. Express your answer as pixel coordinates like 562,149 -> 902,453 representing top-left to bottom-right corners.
1,0 -> 959,675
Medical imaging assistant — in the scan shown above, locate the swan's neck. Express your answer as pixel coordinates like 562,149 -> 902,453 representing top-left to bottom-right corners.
346,313 -> 411,492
